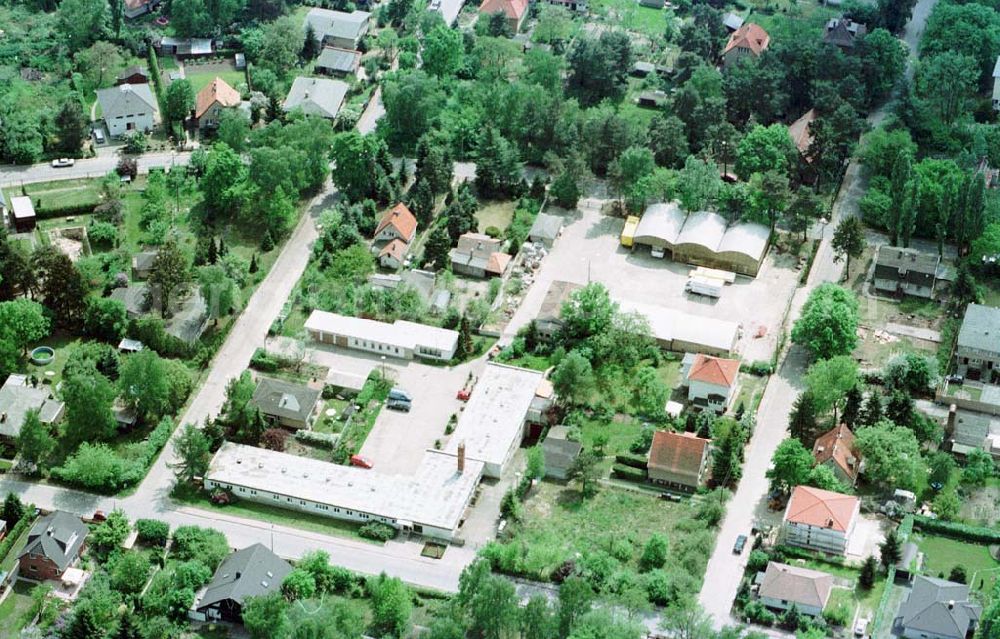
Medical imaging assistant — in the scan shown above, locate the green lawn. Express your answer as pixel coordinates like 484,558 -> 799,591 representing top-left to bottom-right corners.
0,582 -> 36,639
588,0 -> 669,39
313,398 -> 350,434
184,69 -> 248,94
23,333 -> 82,389
915,533 -> 1000,594
171,483 -> 380,544
0,520 -> 35,574
11,179 -> 101,210
475,201 -> 516,234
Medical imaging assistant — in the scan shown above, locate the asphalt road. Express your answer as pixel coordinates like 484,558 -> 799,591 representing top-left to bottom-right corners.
696,0 -> 939,625
0,151 -> 192,187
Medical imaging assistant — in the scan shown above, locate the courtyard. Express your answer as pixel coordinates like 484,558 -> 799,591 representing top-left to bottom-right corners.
503,196 -> 801,363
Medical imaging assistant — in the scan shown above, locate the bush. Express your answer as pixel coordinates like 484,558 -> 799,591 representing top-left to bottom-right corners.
823,601 -> 851,627
136,519 -> 170,547
912,516 -> 1000,544
484,225 -> 502,238
612,464 -> 647,482
294,429 -> 339,448
743,601 -> 776,626
359,522 -> 397,542
170,526 -> 230,570
33,201 -> 98,218
614,453 -> 648,469
740,361 -> 774,376
249,348 -> 280,372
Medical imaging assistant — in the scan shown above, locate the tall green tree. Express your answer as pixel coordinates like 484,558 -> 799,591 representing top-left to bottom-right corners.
148,237 -> 191,318
63,366 -> 118,444
0,299 -> 49,356
58,0 -> 109,51
832,216 -> 866,279
164,79 -> 195,127
423,25 -> 464,77
791,284 -> 859,360
368,573 -> 412,639
16,410 -> 55,470
55,95 -> 89,155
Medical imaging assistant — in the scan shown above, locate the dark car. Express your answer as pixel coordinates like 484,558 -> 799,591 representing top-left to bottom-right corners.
387,398 -> 411,412
733,534 -> 747,555
947,374 -> 964,385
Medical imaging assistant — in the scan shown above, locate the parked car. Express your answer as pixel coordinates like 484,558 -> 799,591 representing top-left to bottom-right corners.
388,387 -> 412,402
947,374 -> 964,385
92,129 -> 106,145
853,617 -> 869,637
732,534 -> 747,555
51,158 -> 75,168
350,455 -> 373,469
456,389 -> 471,401
387,398 -> 411,412
91,510 -> 107,522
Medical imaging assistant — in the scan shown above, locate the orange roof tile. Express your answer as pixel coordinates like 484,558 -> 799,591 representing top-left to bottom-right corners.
784,485 -> 859,533
375,203 -> 417,242
478,0 -> 528,20
788,108 -> 817,159
379,238 -> 409,263
687,354 -> 740,387
195,77 -> 242,119
812,424 -> 861,482
487,252 -> 511,275
723,23 -> 771,56
647,431 -> 710,480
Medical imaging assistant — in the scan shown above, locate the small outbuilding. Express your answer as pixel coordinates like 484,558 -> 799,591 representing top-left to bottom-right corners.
542,425 -> 582,480
9,196 -> 36,233
315,47 -> 362,76
528,213 -> 564,247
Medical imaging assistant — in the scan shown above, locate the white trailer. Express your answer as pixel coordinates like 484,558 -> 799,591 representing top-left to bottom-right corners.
685,276 -> 723,298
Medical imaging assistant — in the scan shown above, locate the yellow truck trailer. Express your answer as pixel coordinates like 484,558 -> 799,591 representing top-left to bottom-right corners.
621,215 -> 639,248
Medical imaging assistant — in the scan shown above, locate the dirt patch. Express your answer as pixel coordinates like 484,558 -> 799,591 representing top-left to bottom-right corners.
475,200 -> 516,233
962,484 -> 1000,526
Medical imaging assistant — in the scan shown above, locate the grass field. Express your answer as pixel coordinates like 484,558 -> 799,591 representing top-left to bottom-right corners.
588,0 -> 669,39
0,582 -> 36,639
915,533 -> 1000,594
475,200 -> 516,233
185,69 -> 248,93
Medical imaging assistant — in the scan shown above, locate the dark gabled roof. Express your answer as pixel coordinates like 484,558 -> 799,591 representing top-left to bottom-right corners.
117,65 -> 149,80
823,17 -> 868,48
316,47 -> 361,73
252,377 -> 321,422
875,246 -> 939,276
197,544 -> 292,610
899,576 -> 981,639
18,511 -> 88,572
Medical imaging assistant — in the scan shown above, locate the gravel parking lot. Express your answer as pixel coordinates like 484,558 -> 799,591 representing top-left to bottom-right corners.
306,344 -> 485,474
505,198 -> 801,363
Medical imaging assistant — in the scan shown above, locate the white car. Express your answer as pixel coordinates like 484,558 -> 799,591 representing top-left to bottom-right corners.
854,617 -> 870,637
51,158 -> 75,168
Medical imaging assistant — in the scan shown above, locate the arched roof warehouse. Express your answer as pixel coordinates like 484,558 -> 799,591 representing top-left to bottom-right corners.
633,201 -> 685,249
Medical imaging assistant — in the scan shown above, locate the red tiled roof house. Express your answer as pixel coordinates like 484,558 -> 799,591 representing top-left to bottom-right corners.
374,203 -> 418,244
647,431 -> 711,492
684,353 -> 740,414
722,23 -> 770,68
478,0 -> 528,33
195,77 -> 242,129
812,424 -> 863,486
782,485 -> 860,555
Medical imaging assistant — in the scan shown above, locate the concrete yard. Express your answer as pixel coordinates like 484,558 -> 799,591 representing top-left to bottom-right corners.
505,197 -> 800,363
305,343 -> 485,474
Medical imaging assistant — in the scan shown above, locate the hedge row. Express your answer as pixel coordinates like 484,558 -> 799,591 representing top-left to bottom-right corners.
0,512 -> 35,567
614,453 -> 648,470
33,201 -> 98,219
294,429 -> 339,449
612,464 -> 647,482
912,515 -> 1000,544
358,522 -> 397,542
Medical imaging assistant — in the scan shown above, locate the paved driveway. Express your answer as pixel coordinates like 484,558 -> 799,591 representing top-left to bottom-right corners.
306,345 -> 486,474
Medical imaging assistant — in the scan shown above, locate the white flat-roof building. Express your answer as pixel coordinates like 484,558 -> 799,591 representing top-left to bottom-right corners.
444,363 -> 546,478
205,442 -> 484,540
618,299 -> 739,356
305,310 -> 458,361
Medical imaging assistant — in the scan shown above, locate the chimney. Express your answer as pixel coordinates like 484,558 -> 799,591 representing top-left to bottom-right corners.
457,441 -> 466,473
947,404 -> 957,435
235,571 -> 242,580
948,600 -> 955,610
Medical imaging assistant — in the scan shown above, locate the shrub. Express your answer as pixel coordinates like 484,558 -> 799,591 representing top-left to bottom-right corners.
261,428 -> 288,451
484,225 -> 502,238
746,549 -> 770,573
170,526 -> 229,570
740,361 -> 774,376
294,429 -> 339,448
614,453 -> 648,469
612,464 -> 647,482
823,601 -> 851,627
359,522 -> 397,542
912,516 -> 1000,544
135,519 -> 170,547
249,348 -> 280,372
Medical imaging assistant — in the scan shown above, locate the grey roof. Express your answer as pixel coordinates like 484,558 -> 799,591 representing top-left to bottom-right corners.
401,269 -> 437,302
110,283 -> 151,317
537,280 -> 583,323
283,76 -> 348,119
132,250 -> 158,271
196,543 -> 292,611
305,8 -> 370,43
899,576 -> 981,639
315,47 -> 361,73
896,541 -> 921,573
96,83 -> 158,120
18,511 -> 88,572
722,12 -> 744,30
117,65 -> 149,81
0,375 -> 64,439
824,17 -> 867,48
875,246 -> 939,275
165,289 -> 208,345
759,562 -> 834,609
542,435 -> 582,474
159,37 -> 213,54
529,213 -> 564,242
431,289 -> 452,313
252,377 -> 320,423
953,411 -> 992,448
428,0 -> 465,26
957,304 -> 1000,354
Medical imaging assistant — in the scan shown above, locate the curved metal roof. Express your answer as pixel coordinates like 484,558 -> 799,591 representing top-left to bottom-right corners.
633,202 -> 685,247
717,221 -> 770,261
675,210 -> 727,252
